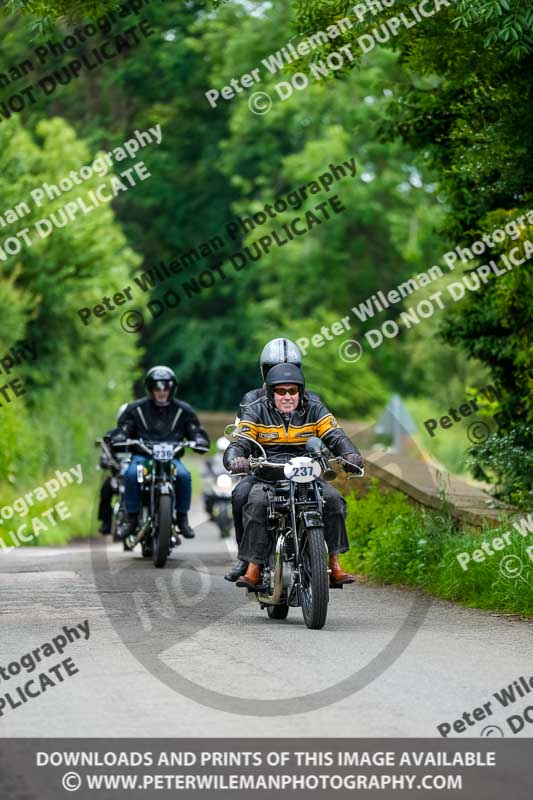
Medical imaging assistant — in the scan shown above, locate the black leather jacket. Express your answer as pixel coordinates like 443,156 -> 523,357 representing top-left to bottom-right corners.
224,392 -> 360,468
110,397 -> 209,448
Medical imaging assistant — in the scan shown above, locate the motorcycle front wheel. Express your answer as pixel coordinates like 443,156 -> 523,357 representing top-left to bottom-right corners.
300,527 -> 329,630
214,502 -> 232,539
153,494 -> 172,568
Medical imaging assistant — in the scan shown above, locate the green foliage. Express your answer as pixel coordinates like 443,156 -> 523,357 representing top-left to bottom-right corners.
0,0 -> 530,530
341,481 -> 533,614
294,0 -> 533,502
453,0 -> 533,57
468,424 -> 533,507
0,115 -> 139,488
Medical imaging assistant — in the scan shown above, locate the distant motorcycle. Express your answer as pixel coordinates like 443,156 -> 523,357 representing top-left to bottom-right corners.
112,438 -> 196,568
205,473 -> 236,538
226,428 -> 363,629
202,445 -> 236,539
95,437 -> 129,541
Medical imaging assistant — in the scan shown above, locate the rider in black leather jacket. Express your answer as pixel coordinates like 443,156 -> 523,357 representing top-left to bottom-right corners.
224,363 -> 363,588
109,366 -> 209,539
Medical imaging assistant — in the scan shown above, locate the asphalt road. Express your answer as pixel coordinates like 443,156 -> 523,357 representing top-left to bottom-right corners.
1,503 -> 532,738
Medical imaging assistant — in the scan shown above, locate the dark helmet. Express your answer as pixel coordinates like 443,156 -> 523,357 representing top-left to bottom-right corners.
145,365 -> 177,406
259,338 -> 303,382
265,363 -> 305,403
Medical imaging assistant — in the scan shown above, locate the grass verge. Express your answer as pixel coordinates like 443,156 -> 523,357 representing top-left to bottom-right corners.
339,479 -> 533,616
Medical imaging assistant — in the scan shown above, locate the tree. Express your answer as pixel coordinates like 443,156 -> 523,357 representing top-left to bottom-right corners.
291,0 -> 533,501
0,116 -> 140,479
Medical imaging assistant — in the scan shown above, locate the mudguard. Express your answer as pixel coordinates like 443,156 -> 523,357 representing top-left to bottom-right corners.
301,510 -> 323,528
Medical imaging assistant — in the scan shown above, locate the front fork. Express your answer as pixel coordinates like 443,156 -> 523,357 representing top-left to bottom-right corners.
135,462 -> 175,542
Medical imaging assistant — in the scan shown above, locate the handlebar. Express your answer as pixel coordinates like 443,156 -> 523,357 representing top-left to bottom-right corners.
95,437 -> 121,469
110,438 -> 199,457
231,454 -> 364,478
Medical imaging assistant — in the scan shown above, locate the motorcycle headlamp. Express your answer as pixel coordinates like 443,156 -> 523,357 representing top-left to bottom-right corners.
216,474 -> 233,491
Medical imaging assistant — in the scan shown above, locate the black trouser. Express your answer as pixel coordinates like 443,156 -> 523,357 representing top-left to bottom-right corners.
98,476 -> 115,529
238,478 -> 349,564
231,474 -> 256,546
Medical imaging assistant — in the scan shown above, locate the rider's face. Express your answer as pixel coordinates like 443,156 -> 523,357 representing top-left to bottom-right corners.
273,384 -> 299,413
153,387 -> 170,404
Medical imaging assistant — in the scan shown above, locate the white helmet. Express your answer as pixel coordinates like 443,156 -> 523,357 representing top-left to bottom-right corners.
259,338 -> 303,382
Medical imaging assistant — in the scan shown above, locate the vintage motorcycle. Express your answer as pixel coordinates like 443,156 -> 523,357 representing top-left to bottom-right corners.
204,471 -> 235,538
226,427 -> 363,630
95,437 -> 129,541
112,438 -> 197,568
202,446 -> 236,539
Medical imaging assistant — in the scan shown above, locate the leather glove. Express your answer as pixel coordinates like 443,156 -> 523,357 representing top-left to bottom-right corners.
343,452 -> 364,473
229,457 -> 250,474
111,430 -> 127,444
193,437 -> 209,453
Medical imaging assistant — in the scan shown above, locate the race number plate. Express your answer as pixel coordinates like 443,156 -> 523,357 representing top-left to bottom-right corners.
153,442 -> 174,461
284,456 -> 321,483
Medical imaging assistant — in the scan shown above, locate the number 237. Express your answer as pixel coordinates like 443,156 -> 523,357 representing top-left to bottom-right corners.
291,465 -> 313,477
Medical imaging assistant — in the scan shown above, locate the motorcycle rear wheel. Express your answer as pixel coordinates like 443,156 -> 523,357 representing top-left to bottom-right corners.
153,495 -> 172,568
300,527 -> 329,630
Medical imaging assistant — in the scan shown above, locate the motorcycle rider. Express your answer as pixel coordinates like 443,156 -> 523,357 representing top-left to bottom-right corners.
224,338 -> 322,582
109,366 -> 209,539
224,363 -> 364,588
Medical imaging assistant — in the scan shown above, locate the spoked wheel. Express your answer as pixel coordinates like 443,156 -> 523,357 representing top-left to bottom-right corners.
153,495 -> 172,568
300,527 -> 329,630
267,604 -> 289,620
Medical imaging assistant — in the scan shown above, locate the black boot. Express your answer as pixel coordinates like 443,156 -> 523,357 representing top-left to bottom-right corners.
118,512 -> 138,539
224,560 -> 248,582
176,512 -> 195,539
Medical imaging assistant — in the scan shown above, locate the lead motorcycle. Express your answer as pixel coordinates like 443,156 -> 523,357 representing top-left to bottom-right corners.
226,427 -> 364,630
112,438 -> 197,568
